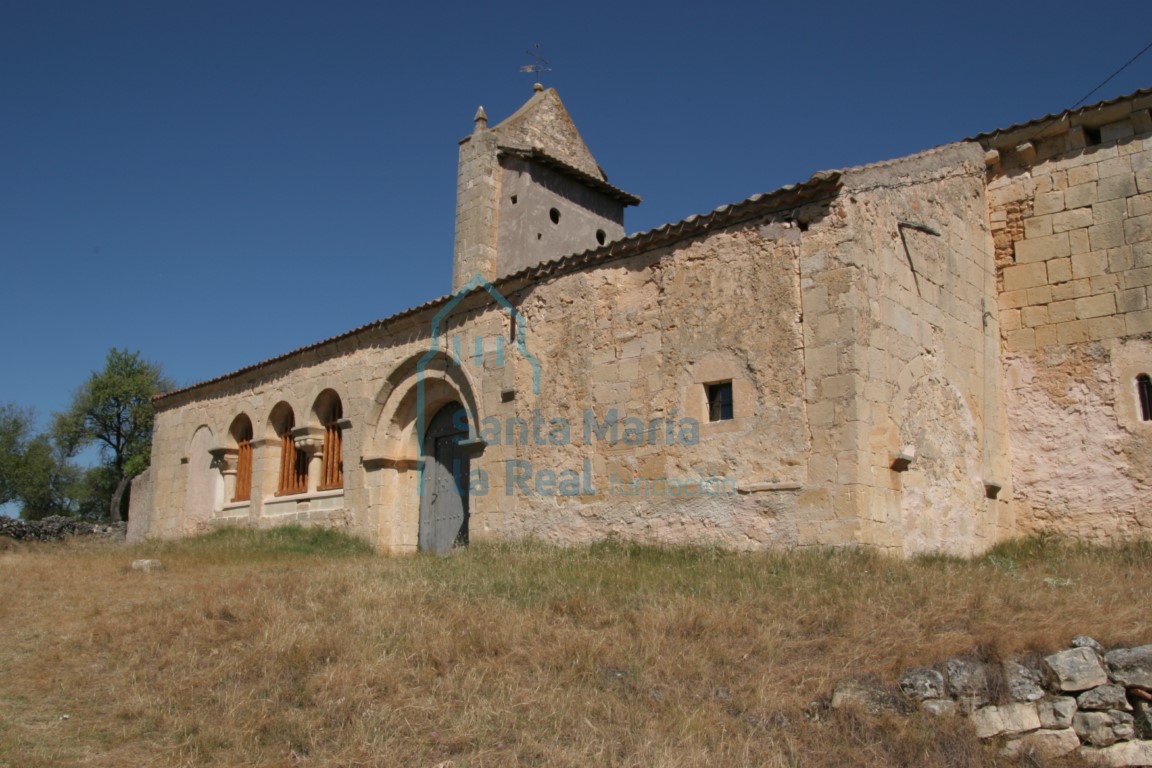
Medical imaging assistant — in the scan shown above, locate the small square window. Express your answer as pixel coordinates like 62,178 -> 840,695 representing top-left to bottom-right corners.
707,382 -> 734,422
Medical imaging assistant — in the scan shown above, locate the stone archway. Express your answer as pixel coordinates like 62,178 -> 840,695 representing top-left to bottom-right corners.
363,351 -> 482,552
182,425 -> 217,535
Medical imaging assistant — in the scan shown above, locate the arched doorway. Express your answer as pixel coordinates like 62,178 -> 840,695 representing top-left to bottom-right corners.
418,402 -> 470,553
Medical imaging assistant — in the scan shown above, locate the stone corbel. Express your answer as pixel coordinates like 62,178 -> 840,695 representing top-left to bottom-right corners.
890,446 -> 916,472
208,446 -> 238,473
361,455 -> 420,471
459,436 -> 488,454
290,425 -> 325,455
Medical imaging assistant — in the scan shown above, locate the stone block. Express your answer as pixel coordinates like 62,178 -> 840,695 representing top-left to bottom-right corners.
900,667 -> 946,701
1001,308 -> 1022,331
920,699 -> 957,717
1126,310 -> 1152,334
1016,232 -> 1070,263
1102,120 -> 1136,143
1117,288 -> 1147,313
1123,266 -> 1152,289
1004,262 -> 1050,292
1077,293 -> 1117,320
1054,208 -> 1095,233
1005,660 -> 1047,702
1035,323 -> 1060,348
1053,278 -> 1093,301
1136,241 -> 1152,268
970,703 -> 1041,738
1078,685 -> 1132,712
1069,164 -> 1099,186
1047,257 -> 1073,283
1070,228 -> 1092,254
1027,285 -> 1053,306
1091,315 -> 1125,340
1135,110 -> 1152,134
1099,155 -> 1134,179
1130,193 -> 1152,218
1125,214 -> 1152,244
1098,173 -> 1138,202
1066,179 -> 1099,207
1094,197 -> 1129,223
1001,728 -> 1080,760
1074,711 -> 1118,746
1038,696 -> 1078,729
969,706 -> 1005,739
1138,166 -> 1152,194
946,658 -> 992,710
1105,645 -> 1152,687
1048,298 -> 1078,324
1091,273 -> 1120,294
1022,305 -> 1049,327
1024,215 -> 1054,239
1073,251 -> 1109,279
1078,740 -> 1152,768
1045,647 -> 1109,691
999,289 -> 1030,309
1034,190 -> 1066,215
1091,221 -> 1126,251
1110,246 -> 1136,273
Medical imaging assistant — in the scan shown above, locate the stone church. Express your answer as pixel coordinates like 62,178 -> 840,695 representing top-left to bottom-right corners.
128,84 -> 1152,556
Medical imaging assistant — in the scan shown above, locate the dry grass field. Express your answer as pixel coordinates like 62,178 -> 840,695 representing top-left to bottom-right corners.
1,528 -> 1150,768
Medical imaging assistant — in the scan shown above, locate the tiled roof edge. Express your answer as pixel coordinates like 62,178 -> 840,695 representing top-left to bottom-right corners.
966,86 -> 1152,144
498,146 -> 642,206
156,171 -> 840,404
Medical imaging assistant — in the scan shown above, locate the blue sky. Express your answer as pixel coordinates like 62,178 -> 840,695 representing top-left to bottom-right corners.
2,0 -> 1151,440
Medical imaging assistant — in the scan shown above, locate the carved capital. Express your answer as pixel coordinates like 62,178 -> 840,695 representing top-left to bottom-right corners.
208,446 -> 238,472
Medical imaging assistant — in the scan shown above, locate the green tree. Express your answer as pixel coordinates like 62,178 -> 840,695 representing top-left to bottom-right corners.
57,349 -> 173,521
0,403 -> 35,507
0,403 -> 80,519
16,433 -> 82,520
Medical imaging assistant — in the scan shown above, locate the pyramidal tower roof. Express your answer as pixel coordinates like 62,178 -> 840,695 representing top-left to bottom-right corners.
485,84 -> 607,181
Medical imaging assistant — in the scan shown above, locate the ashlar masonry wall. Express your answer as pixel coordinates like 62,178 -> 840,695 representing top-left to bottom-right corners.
987,95 -> 1152,540
799,143 -> 1012,556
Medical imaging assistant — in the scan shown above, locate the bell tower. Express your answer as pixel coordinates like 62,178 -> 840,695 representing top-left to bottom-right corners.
451,85 -> 640,292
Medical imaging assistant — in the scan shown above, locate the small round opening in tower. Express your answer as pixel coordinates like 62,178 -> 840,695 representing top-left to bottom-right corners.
549,208 -> 560,224
596,229 -> 606,245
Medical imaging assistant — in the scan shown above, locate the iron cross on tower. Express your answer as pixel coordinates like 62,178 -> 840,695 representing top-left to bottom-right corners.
519,44 -> 551,85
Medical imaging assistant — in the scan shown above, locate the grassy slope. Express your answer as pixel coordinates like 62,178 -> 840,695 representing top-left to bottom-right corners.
1,529 -> 1149,767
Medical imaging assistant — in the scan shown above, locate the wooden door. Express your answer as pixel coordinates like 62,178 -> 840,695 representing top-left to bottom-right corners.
418,403 -> 470,554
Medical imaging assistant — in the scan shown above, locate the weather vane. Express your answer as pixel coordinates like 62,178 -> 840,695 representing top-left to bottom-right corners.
519,43 -> 551,84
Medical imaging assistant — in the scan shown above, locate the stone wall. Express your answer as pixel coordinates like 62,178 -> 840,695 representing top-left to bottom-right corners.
798,144 -> 1011,555
985,95 -> 1152,539
831,637 -> 1152,765
144,186 -> 843,552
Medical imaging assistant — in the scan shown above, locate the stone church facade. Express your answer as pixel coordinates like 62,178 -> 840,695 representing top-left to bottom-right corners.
128,85 -> 1152,556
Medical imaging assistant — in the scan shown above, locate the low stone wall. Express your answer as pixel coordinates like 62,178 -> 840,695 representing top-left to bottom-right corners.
0,515 -> 126,542
832,636 -> 1152,765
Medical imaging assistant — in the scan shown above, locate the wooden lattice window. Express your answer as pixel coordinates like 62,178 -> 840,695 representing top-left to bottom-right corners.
277,424 -> 307,495
1139,374 -> 1152,422
233,436 -> 253,502
319,421 -> 343,490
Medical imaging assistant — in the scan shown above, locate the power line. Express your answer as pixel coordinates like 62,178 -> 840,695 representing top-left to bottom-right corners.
1069,37 -> 1152,110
